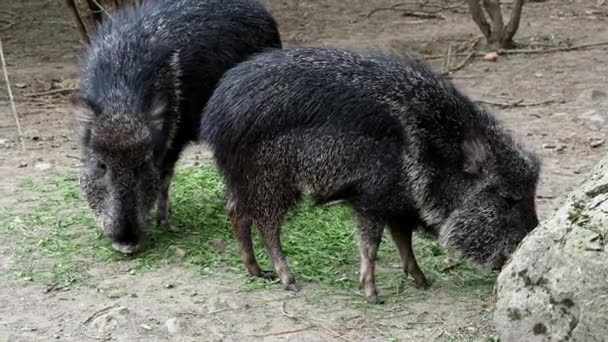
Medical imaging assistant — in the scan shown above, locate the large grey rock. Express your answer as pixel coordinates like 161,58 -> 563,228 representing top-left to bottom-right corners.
495,156 -> 608,342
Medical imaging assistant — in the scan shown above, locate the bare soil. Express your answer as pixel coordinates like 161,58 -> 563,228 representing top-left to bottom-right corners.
1,0 -> 607,341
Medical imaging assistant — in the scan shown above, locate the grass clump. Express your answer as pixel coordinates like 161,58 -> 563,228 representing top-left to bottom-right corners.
0,163 -> 496,300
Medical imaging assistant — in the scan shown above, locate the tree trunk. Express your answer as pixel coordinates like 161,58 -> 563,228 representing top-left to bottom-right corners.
466,0 -> 525,50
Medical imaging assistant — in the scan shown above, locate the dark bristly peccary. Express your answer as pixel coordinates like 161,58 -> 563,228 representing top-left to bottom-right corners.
71,0 -> 282,253
200,47 -> 541,303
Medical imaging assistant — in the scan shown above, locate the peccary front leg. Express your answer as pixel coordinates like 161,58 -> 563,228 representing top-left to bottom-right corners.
155,168 -> 173,225
256,219 -> 300,292
388,222 -> 429,288
226,196 -> 275,279
355,212 -> 385,304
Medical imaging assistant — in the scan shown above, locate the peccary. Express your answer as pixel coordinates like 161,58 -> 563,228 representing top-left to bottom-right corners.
71,0 -> 282,253
200,47 -> 541,303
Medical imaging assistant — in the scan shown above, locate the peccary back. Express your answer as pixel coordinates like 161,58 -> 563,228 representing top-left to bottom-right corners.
201,47 -> 540,303
72,0 -> 282,253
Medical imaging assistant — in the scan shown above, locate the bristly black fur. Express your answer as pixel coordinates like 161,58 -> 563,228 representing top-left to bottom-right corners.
200,47 -> 541,301
74,0 -> 282,253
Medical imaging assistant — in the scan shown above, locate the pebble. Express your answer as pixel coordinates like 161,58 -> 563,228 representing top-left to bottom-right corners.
34,162 -> 52,171
590,139 -> 604,148
165,317 -> 182,335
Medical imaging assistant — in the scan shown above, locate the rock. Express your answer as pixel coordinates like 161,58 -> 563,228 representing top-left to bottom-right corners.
207,238 -> 226,253
172,246 -> 186,258
579,109 -> 607,123
579,89 -> 607,102
542,143 -> 556,149
481,52 -> 498,62
494,156 -> 608,341
34,162 -> 51,171
590,139 -> 604,148
164,317 -> 183,335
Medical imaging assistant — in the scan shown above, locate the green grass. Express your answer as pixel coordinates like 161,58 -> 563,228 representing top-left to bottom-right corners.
0,163 -> 496,300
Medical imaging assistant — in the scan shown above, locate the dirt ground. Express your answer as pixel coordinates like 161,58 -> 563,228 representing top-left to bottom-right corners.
1,0 -> 607,341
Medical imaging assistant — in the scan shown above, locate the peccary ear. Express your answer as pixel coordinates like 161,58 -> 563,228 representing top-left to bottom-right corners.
70,95 -> 98,141
462,131 -> 489,177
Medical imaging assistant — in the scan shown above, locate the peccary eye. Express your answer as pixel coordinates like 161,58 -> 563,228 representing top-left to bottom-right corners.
503,195 -> 520,207
97,161 -> 107,172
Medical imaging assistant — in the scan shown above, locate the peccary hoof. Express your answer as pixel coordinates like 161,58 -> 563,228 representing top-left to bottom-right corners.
254,270 -> 277,280
414,278 -> 432,289
284,283 -> 301,292
111,242 -> 141,254
365,293 -> 384,305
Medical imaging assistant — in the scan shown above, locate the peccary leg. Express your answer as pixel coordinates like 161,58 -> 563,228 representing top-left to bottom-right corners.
387,223 -> 429,288
355,212 -> 384,304
226,196 -> 274,279
155,146 -> 181,225
256,220 -> 299,292
155,168 -> 173,225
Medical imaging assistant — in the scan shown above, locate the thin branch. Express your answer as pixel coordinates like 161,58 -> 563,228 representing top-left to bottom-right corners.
248,326 -> 314,338
23,87 -> 77,98
82,304 -> 119,325
441,49 -> 476,75
498,41 -> 608,55
367,5 -> 447,19
505,0 -> 525,40
0,19 -> 15,32
475,98 -> 556,108
442,43 -> 453,74
0,38 -> 26,151
65,0 -> 90,44
465,0 -> 492,40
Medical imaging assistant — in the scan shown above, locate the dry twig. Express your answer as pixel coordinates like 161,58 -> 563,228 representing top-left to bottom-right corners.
498,41 -> 608,55
82,304 -> 120,325
0,38 -> 26,151
23,87 -> 77,98
248,326 -> 314,338
475,98 -> 557,108
367,3 -> 447,19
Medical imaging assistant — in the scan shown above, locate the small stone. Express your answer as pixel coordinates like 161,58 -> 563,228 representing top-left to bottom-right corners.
140,324 -> 152,331
534,72 -> 543,78
173,247 -> 186,258
590,139 -> 604,148
555,145 -> 566,152
579,109 -> 607,123
542,143 -> 557,149
18,162 -> 28,168
54,334 -> 60,339
208,238 -> 226,253
165,283 -> 175,289
481,52 -> 498,62
34,162 -> 52,171
129,269 -> 136,275
14,83 -> 27,88
165,317 -> 182,335
579,89 -> 607,101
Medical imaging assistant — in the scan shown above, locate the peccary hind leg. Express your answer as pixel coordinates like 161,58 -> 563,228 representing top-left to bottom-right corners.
388,220 -> 429,288
257,219 -> 300,292
355,212 -> 385,304
227,196 -> 275,279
